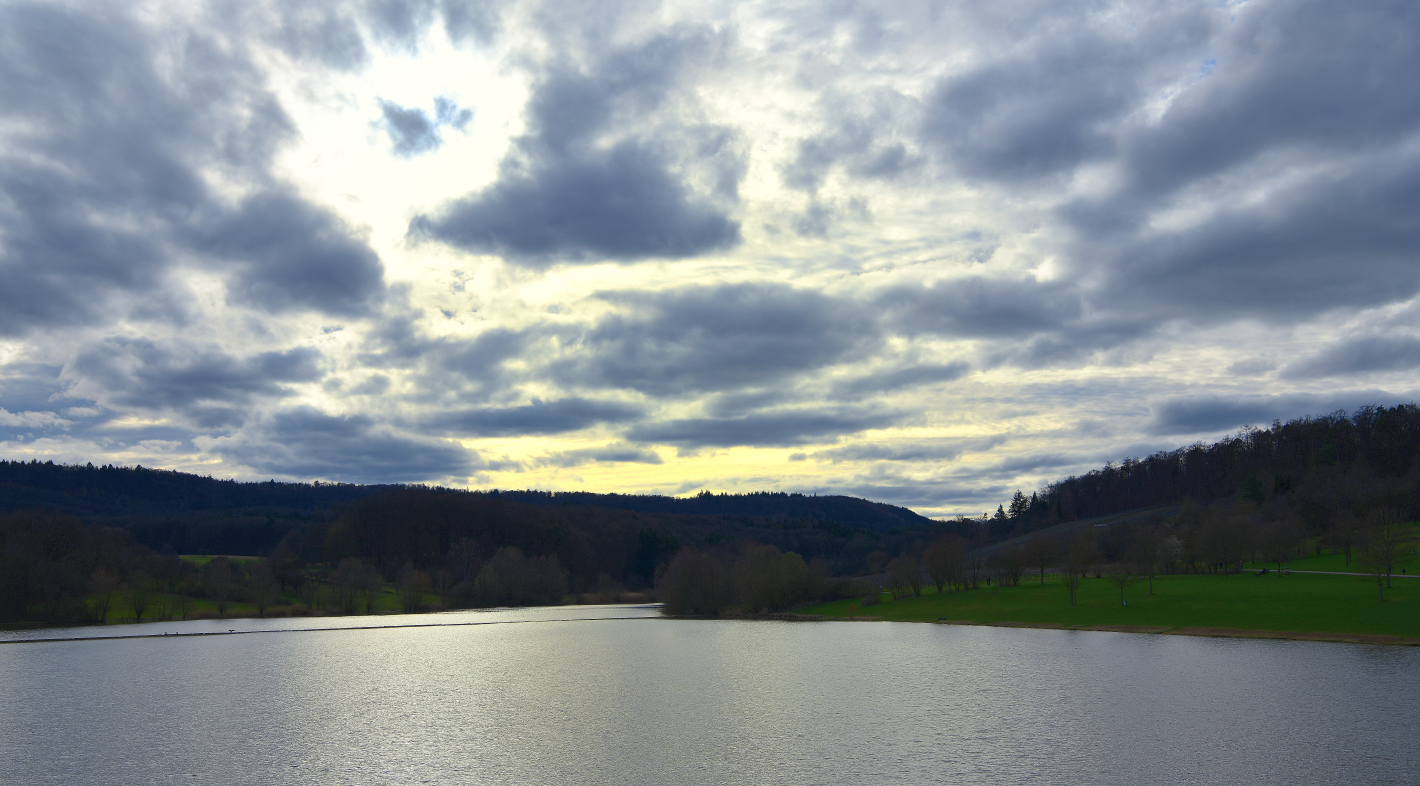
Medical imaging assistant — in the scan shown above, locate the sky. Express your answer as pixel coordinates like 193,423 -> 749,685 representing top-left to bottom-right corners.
2,0 -> 1419,518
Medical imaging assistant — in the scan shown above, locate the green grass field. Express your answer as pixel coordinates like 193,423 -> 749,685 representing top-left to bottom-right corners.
177,555 -> 259,567
1270,545 -> 1417,574
798,570 -> 1420,640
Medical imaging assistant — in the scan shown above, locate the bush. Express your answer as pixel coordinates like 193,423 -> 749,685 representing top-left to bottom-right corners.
472,547 -> 568,607
658,543 -> 835,616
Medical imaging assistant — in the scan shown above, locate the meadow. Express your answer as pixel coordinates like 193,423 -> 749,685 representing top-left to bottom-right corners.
799,551 -> 1419,642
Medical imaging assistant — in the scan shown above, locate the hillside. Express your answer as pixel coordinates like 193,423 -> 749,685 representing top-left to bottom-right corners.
490,489 -> 935,531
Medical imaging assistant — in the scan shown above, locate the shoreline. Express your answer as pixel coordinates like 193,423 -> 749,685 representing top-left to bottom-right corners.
778,612 -> 1420,645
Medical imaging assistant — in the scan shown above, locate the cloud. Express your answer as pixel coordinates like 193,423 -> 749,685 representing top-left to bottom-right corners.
0,3 -> 387,335
538,442 -> 662,468
833,362 -> 971,397
1281,336 -> 1420,379
439,0 -> 502,46
188,191 -> 386,316
879,277 -> 1082,339
267,5 -> 368,70
920,7 -> 1211,182
410,27 -> 742,264
378,96 -> 473,157
560,283 -> 880,395
63,340 -> 325,428
781,88 -> 920,195
429,398 -> 642,436
1146,391 -> 1414,436
380,99 -> 442,156
202,407 -> 476,483
626,408 -> 899,449
1063,1 -> 1420,323
811,434 -> 1007,464
363,0 -> 437,53
0,409 -> 71,429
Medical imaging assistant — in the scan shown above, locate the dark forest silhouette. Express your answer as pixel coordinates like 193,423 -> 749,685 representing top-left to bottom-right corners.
4,404 -> 1420,624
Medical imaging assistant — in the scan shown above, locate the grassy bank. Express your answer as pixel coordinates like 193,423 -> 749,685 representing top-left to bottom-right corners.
798,569 -> 1420,642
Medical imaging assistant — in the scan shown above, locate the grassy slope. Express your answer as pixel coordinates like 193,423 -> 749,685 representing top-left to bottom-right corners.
799,570 -> 1419,639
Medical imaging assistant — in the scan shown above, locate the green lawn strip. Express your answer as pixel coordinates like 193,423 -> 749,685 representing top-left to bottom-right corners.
799,572 -> 1419,639
1268,547 -> 1417,574
178,555 -> 259,567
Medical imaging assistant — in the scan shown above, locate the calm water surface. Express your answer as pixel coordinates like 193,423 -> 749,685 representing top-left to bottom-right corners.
1,608 -> 1416,785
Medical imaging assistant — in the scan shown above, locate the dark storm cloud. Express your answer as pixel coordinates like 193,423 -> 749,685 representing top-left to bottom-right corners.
0,3 -> 386,337
1116,2 -> 1420,210
1146,391 -> 1411,436
428,398 -> 642,436
921,7 -> 1211,182
1085,146 -> 1420,322
878,277 -> 1081,339
1062,1 -> 1420,322
1282,336 -> 1420,379
64,340 -> 325,429
188,191 -> 385,316
626,408 -> 899,449
560,283 -> 880,396
209,407 -> 476,483
268,5 -> 369,70
410,27 -> 742,265
832,362 -> 971,398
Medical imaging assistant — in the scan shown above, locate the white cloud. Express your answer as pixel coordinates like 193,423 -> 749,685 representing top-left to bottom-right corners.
0,0 -> 1414,515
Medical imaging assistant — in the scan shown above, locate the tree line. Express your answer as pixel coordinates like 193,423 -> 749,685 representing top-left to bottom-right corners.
0,485 -> 963,625
983,404 -> 1420,543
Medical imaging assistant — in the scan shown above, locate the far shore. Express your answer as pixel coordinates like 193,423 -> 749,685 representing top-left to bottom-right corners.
769,612 -> 1420,646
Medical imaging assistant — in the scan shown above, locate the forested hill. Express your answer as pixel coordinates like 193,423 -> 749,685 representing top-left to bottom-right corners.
0,460 -> 392,516
0,460 -> 936,557
490,489 -> 934,531
987,404 -> 1420,541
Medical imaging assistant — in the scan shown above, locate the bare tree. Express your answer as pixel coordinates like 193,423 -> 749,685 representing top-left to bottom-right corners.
1000,546 -> 1024,587
298,579 -> 323,614
1329,510 -> 1361,567
1025,536 -> 1056,585
332,558 -> 367,614
1129,524 -> 1164,595
1108,564 -> 1140,606
924,534 -> 964,593
1059,530 -> 1094,607
886,556 -> 918,599
1358,510 -> 1406,599
205,558 -> 235,618
359,563 -> 384,614
126,570 -> 152,623
1262,517 -> 1301,576
250,559 -> 280,617
88,567 -> 120,624
1201,514 -> 1240,574
1059,556 -> 1083,607
965,552 -> 984,590
400,561 -> 432,612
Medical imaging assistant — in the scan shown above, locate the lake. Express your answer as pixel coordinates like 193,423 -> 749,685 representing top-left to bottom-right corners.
2,607 -> 1416,785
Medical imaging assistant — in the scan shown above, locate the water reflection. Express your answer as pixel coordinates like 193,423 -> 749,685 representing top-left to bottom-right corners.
0,603 -> 662,643
1,619 -> 1415,785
